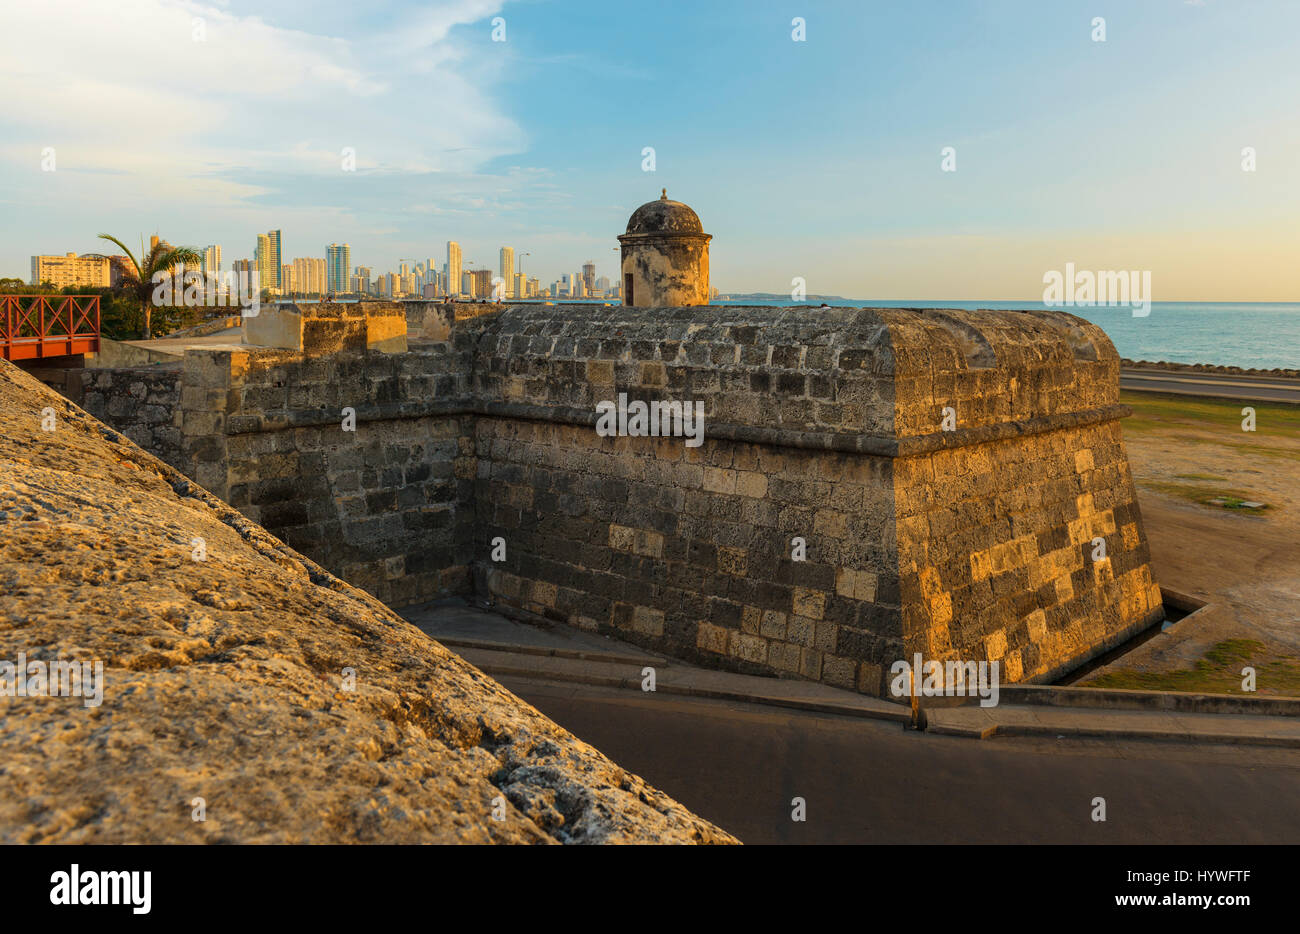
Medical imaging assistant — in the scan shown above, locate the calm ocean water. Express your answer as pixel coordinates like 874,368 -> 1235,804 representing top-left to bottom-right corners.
711,300 -> 1300,370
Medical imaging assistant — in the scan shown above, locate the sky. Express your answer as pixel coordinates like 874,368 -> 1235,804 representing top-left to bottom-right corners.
1,0 -> 1298,300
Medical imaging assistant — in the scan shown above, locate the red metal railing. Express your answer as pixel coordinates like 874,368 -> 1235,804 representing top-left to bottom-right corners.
1,295 -> 101,361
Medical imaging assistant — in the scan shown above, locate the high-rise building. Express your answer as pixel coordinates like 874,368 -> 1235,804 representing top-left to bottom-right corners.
202,245 -> 222,277
582,261 -> 596,294
499,247 -> 514,297
469,268 -> 492,299
266,230 -> 282,289
326,243 -> 350,294
288,257 -> 327,295
231,258 -> 256,292
29,253 -> 110,288
513,273 -> 526,299
254,234 -> 272,292
446,241 -> 462,298
353,265 -> 371,295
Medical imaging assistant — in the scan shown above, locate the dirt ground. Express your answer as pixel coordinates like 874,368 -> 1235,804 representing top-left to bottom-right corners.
1079,391 -> 1300,694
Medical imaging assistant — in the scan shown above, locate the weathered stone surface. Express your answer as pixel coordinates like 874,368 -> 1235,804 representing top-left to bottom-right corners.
76,301 -> 1161,697
0,361 -> 735,845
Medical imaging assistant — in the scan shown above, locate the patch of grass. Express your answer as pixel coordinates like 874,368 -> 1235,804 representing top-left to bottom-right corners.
1138,480 -> 1270,513
1085,639 -> 1300,695
1120,390 -> 1300,439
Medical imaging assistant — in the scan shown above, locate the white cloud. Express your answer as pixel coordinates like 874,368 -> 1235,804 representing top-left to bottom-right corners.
0,0 -> 524,230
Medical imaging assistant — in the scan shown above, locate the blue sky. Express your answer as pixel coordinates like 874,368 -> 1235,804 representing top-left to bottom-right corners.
2,0 -> 1298,298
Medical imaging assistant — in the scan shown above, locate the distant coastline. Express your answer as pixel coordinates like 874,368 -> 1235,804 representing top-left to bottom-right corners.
709,299 -> 1300,372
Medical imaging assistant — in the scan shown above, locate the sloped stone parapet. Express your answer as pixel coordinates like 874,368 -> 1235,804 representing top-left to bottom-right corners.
0,360 -> 735,844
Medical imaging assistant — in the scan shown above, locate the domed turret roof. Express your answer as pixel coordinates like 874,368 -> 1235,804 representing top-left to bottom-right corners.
624,189 -> 704,235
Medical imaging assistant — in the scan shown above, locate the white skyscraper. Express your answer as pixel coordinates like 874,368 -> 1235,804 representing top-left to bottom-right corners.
201,244 -> 222,277
499,247 -> 514,298
447,241 -> 462,298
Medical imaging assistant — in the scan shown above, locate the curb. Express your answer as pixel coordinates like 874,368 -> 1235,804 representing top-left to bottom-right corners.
435,635 -> 659,667
1000,684 -> 1300,717
447,641 -> 1300,747
464,657 -> 910,725
927,717 -> 1300,749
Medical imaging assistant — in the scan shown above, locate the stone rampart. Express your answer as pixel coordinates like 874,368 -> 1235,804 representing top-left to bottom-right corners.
77,301 -> 1162,694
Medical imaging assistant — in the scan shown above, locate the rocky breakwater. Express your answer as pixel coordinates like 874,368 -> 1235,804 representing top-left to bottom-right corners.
0,360 -> 734,844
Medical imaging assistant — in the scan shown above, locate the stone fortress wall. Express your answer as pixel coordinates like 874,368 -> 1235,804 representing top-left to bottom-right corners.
79,301 -> 1163,696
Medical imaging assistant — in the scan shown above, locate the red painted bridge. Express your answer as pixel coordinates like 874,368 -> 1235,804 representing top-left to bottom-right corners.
1,295 -> 100,362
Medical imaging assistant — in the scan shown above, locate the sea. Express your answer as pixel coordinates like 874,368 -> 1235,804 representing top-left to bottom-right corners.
711,300 -> 1300,371
288,297 -> 1300,370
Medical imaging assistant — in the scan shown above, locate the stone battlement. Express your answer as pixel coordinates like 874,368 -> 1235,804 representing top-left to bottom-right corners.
76,301 -> 1162,696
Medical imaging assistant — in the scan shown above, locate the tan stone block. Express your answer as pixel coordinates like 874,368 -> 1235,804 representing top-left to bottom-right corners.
635,529 -> 664,559
1025,609 -> 1048,643
736,471 -> 768,499
814,509 -> 848,539
741,605 -> 762,634
1074,449 -> 1095,473
718,546 -> 748,576
984,629 -> 1008,661
854,570 -> 878,602
730,632 -> 768,664
696,621 -> 729,654
1053,575 -> 1074,604
792,587 -> 826,619
608,523 -> 635,552
586,360 -> 615,384
769,642 -> 802,673
760,610 -> 788,640
835,568 -> 856,598
531,580 -> 558,608
813,620 -> 837,653
639,362 -> 666,387
632,605 -> 664,636
1002,650 -> 1024,682
702,467 -> 737,494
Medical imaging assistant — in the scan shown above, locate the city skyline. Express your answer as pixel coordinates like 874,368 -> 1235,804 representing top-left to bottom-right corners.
2,1 -> 1299,299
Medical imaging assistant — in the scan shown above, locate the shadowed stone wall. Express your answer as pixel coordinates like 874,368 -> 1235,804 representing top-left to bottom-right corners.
80,365 -> 184,472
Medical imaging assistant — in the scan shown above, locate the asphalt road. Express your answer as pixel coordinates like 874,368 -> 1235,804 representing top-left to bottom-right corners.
499,676 -> 1300,845
1120,368 -> 1300,403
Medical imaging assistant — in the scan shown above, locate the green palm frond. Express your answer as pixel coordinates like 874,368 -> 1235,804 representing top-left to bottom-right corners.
97,234 -> 141,277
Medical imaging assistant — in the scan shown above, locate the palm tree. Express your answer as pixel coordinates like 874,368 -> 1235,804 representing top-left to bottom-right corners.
98,234 -> 204,339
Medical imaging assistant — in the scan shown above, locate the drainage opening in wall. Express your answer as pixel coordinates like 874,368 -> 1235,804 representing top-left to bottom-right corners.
1054,588 -> 1209,686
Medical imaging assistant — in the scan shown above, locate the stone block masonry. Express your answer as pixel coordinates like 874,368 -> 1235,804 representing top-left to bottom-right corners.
80,365 -> 185,473
79,301 -> 1162,696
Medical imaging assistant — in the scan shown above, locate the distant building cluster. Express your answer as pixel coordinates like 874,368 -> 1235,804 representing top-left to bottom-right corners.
29,230 -> 622,303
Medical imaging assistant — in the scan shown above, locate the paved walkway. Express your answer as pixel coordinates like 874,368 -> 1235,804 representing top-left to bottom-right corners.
1120,367 -> 1300,403
403,600 -> 1300,749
